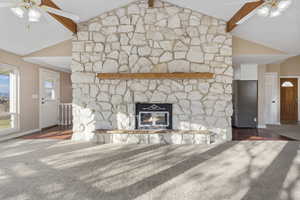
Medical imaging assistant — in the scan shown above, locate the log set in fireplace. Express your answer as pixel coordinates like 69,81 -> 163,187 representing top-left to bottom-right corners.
135,103 -> 172,130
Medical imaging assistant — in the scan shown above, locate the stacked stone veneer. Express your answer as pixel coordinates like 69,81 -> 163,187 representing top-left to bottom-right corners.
71,0 -> 233,143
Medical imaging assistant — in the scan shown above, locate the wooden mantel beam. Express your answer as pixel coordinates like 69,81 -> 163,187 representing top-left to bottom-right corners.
97,73 -> 214,80
41,0 -> 77,34
227,0 -> 264,32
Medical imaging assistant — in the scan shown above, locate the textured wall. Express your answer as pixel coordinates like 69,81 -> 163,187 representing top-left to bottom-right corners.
60,72 -> 72,103
232,36 -> 285,55
280,55 -> 300,76
71,0 -> 233,142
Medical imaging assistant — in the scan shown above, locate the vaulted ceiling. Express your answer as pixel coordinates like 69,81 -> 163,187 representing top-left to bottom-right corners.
169,0 -> 300,55
0,0 -> 299,56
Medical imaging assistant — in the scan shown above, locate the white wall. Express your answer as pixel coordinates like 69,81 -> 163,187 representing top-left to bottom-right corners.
241,64 -> 258,80
257,65 -> 266,128
234,64 -> 258,80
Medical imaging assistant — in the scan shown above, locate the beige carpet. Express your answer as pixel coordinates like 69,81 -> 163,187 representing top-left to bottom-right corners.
1,139 -> 300,200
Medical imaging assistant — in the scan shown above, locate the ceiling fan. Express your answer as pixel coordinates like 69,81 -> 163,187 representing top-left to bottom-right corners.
227,0 -> 292,32
0,0 -> 79,33
148,0 -> 292,32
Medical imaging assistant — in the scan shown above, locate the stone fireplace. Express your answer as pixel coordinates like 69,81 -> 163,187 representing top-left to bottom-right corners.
71,0 -> 233,143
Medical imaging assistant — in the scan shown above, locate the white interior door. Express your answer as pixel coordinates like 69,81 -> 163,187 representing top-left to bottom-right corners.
39,69 -> 60,129
264,72 -> 278,124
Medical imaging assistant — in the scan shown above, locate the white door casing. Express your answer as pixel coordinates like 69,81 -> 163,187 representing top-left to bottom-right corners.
264,72 -> 279,124
39,69 -> 60,129
0,64 -> 20,135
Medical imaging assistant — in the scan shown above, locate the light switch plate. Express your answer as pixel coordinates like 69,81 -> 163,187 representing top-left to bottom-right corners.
32,94 -> 39,99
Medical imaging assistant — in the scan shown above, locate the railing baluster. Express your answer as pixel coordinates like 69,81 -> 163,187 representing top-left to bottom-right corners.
58,103 -> 72,126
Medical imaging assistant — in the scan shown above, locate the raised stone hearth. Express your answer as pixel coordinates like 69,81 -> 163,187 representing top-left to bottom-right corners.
95,130 -> 215,144
71,0 -> 233,143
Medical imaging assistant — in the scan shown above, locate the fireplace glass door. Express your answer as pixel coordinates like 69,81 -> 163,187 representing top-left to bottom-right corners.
139,112 -> 169,128
136,103 -> 172,129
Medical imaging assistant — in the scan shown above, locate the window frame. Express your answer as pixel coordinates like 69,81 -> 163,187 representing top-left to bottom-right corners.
0,64 -> 20,135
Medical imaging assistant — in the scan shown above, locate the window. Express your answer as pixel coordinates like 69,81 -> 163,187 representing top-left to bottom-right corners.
44,80 -> 55,100
0,65 -> 19,134
281,81 -> 294,87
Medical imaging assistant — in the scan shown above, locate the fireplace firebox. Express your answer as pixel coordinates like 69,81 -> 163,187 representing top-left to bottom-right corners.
135,103 -> 172,130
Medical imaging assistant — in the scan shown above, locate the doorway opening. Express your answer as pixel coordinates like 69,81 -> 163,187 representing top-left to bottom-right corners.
39,68 -> 60,129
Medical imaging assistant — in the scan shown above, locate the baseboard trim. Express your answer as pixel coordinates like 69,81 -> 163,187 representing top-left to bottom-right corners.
257,125 -> 267,129
0,128 -> 41,142
265,122 -> 281,126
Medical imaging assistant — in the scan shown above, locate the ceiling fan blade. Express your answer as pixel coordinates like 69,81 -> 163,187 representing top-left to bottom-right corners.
225,0 -> 261,6
227,0 -> 264,32
39,0 -> 77,33
41,5 -> 80,22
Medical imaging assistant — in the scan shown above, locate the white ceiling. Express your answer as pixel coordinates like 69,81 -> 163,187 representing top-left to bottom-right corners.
0,7 -> 72,55
0,0 -> 299,57
23,56 -> 72,72
54,0 -> 134,23
232,2 -> 300,55
168,0 -> 300,55
233,54 -> 292,65
0,0 -> 135,55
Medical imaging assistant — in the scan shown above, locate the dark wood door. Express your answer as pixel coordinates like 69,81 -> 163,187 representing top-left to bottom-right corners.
280,78 -> 298,121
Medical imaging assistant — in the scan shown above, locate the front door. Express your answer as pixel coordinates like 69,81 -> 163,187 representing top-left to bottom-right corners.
39,69 -> 60,129
280,78 -> 298,122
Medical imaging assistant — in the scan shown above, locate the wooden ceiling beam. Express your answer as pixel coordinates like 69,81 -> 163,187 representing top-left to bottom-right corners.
40,0 -> 77,34
227,0 -> 264,32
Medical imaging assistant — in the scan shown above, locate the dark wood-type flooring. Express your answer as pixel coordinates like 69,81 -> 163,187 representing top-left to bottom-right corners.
233,128 -> 294,141
19,126 -> 296,141
21,126 -> 73,140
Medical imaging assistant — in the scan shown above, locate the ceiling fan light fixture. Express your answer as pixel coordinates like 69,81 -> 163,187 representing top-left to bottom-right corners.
28,8 -> 41,22
257,5 -> 270,17
278,0 -> 292,10
11,7 -> 25,18
257,0 -> 292,18
270,9 -> 282,17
